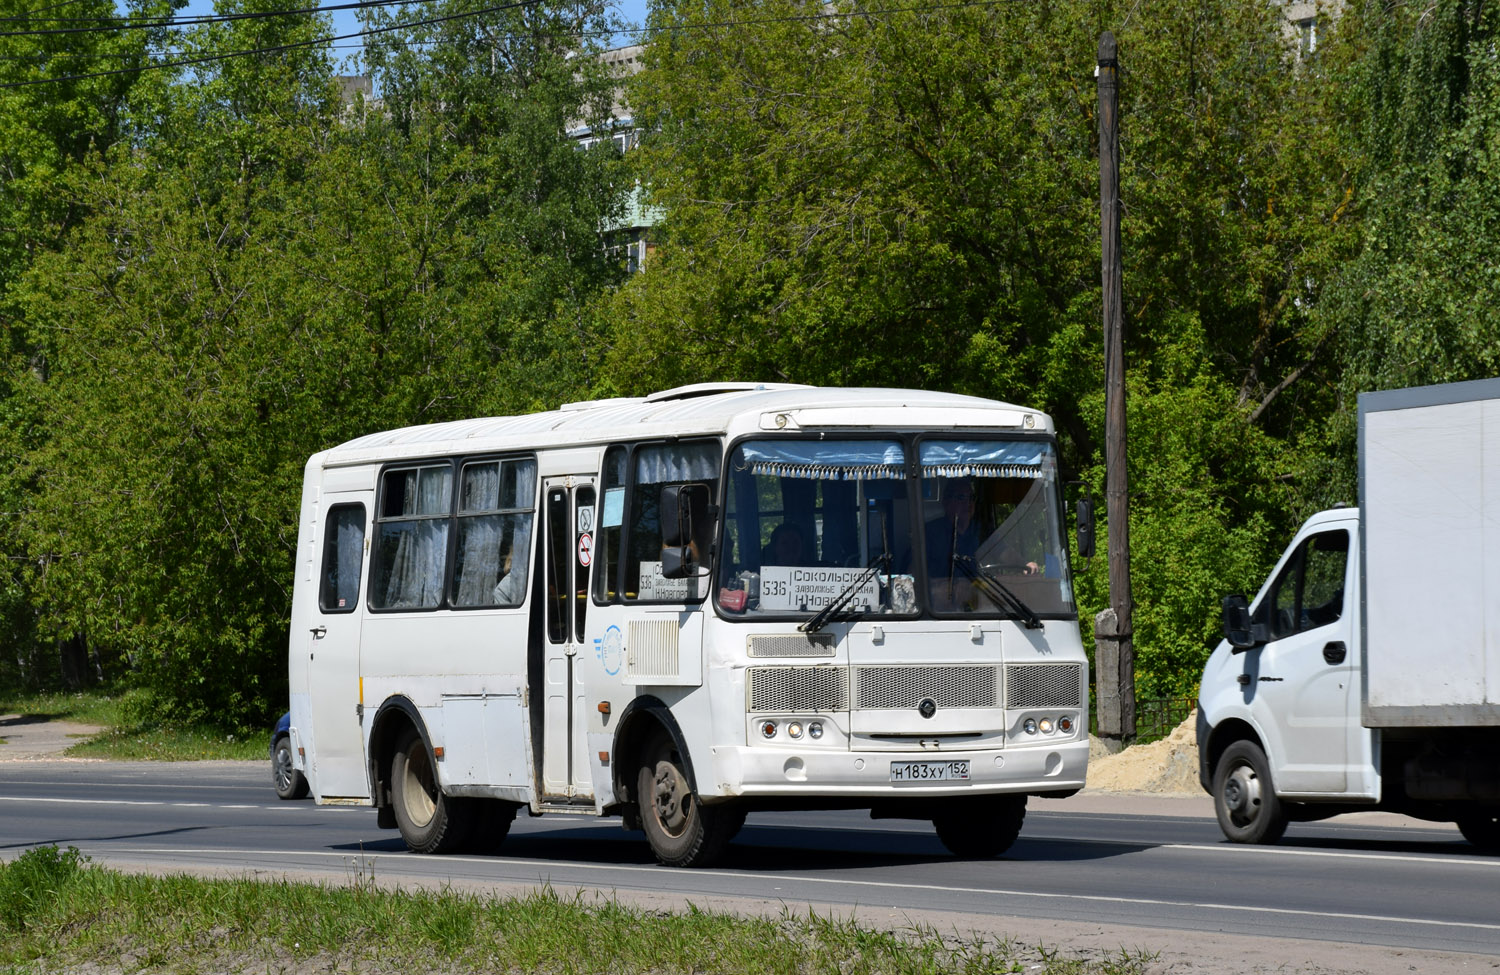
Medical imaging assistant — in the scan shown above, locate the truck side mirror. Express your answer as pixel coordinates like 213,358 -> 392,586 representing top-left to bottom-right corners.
1221,594 -> 1257,652
1075,496 -> 1096,559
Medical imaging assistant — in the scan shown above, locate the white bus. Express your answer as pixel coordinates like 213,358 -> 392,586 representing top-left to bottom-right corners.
287,383 -> 1093,866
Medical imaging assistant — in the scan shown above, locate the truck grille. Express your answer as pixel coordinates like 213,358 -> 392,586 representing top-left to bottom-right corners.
1005,663 -> 1082,708
747,666 -> 848,712
854,666 -> 997,709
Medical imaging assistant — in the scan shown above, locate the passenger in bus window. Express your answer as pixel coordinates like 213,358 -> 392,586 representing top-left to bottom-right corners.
762,523 -> 805,566
926,478 -> 979,578
491,540 -> 526,606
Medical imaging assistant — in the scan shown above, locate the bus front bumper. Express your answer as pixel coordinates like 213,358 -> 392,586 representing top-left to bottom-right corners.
706,739 -> 1089,798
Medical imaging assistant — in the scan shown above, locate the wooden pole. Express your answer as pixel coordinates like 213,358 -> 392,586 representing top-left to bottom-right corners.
1096,31 -> 1135,747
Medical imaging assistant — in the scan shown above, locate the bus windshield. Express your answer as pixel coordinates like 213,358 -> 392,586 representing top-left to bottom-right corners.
718,439 -> 914,618
715,437 -> 1074,620
916,439 -> 1074,617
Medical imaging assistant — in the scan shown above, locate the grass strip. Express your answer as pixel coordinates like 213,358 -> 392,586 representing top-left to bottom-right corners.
0,688 -> 265,761
0,846 -> 1154,975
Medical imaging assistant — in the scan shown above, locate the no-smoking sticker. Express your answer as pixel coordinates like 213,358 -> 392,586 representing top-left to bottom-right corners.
577,532 -> 593,567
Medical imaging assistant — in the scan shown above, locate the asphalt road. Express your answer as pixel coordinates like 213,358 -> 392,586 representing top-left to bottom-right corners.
2,760 -> 1498,972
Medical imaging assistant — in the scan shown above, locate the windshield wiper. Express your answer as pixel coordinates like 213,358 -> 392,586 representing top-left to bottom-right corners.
951,556 -> 1045,630
799,552 -> 891,634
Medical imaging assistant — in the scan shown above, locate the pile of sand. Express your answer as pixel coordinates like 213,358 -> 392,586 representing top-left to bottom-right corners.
1084,710 -> 1203,795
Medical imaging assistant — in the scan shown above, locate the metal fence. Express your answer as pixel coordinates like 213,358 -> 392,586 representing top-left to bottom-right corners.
1086,692 -> 1197,744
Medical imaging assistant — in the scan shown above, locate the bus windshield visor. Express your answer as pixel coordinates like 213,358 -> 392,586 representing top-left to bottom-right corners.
917,440 -> 1074,617
717,440 -> 916,617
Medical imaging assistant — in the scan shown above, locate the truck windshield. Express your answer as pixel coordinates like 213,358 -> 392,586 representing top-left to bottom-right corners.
715,436 -> 1074,620
717,440 -> 916,618
917,439 -> 1074,617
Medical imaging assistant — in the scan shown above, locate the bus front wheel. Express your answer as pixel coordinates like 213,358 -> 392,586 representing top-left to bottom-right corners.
637,732 -> 740,867
390,727 -> 474,854
933,794 -> 1026,858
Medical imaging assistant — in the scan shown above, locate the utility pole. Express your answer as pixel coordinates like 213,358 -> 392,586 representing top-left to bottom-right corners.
1095,31 -> 1135,750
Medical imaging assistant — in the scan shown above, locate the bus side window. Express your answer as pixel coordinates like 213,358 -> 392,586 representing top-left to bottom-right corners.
370,464 -> 453,610
593,446 -> 627,603
625,441 -> 720,602
451,458 -> 537,609
319,503 -> 366,613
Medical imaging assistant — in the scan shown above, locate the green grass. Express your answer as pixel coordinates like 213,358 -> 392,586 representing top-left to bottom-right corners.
0,688 -> 126,728
0,846 -> 1154,975
0,687 -> 266,761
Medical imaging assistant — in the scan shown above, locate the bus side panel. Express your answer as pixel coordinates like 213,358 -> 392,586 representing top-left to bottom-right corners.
360,612 -> 533,799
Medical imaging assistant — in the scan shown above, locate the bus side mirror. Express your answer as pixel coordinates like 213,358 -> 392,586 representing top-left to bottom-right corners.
660,544 -> 694,579
660,483 -> 708,579
1075,497 -> 1096,559
1221,594 -> 1263,652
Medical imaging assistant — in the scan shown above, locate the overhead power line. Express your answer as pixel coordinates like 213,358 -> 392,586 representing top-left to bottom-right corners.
0,0 -> 1017,91
0,0 -> 425,37
0,0 -> 543,89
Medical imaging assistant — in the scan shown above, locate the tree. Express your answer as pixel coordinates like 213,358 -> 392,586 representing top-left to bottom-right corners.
0,0 -> 178,690
602,0 -> 1353,697
1315,0 -> 1500,502
12,0 -> 627,725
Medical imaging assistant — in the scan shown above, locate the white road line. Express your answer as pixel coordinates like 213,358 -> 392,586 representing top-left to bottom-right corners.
0,796 -> 295,811
93,846 -> 1500,934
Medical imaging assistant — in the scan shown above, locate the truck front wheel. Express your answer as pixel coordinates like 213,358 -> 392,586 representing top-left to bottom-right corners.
1457,811 -> 1500,853
1213,740 -> 1287,844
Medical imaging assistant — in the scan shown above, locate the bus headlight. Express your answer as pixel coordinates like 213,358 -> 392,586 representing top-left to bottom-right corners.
1023,718 -> 1037,735
760,721 -> 778,739
808,722 -> 824,740
1038,717 -> 1055,735
787,722 -> 804,739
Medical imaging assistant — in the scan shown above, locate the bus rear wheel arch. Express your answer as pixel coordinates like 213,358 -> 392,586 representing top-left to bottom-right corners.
389,725 -> 477,855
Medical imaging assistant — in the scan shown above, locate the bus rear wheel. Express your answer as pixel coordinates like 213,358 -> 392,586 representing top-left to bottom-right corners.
637,732 -> 740,867
391,727 -> 474,854
933,795 -> 1027,858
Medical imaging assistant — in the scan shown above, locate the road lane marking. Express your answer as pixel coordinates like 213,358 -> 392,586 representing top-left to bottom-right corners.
89,846 -> 1500,934
1157,842 -> 1500,868
0,796 -> 302,811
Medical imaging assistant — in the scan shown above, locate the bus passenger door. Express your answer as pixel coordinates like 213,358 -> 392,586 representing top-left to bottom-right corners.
305,494 -> 372,799
539,478 -> 596,799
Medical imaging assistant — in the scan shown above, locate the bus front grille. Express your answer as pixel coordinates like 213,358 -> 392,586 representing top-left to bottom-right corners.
747,633 -> 836,657
854,666 -> 998,709
1005,663 -> 1083,708
747,667 -> 848,712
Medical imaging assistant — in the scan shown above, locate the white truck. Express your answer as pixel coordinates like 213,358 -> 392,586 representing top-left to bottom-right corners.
1197,377 -> 1500,851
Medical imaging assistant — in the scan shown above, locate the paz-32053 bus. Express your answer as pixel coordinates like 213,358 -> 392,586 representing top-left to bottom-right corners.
287,383 -> 1093,866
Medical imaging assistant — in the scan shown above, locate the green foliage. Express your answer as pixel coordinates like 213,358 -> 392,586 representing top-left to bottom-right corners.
0,846 -> 86,932
609,0 -> 1352,695
1315,0 -> 1500,502
9,1 -> 625,726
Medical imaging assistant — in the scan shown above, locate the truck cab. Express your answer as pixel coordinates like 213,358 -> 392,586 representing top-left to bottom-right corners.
1197,507 -> 1377,842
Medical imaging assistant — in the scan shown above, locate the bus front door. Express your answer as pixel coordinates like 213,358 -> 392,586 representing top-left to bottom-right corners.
539,478 -> 596,800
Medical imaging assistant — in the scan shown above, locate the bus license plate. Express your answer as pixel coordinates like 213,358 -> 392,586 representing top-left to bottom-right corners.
890,760 -> 970,782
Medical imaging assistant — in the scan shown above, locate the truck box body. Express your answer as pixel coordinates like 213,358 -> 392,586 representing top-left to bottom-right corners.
1359,380 -> 1500,726
1198,377 -> 1500,849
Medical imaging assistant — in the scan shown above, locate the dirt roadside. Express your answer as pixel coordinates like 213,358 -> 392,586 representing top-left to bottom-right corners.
0,712 -> 104,761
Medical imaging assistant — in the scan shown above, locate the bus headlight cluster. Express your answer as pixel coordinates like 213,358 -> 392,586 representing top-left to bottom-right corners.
759,720 -> 826,740
1022,714 -> 1076,736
